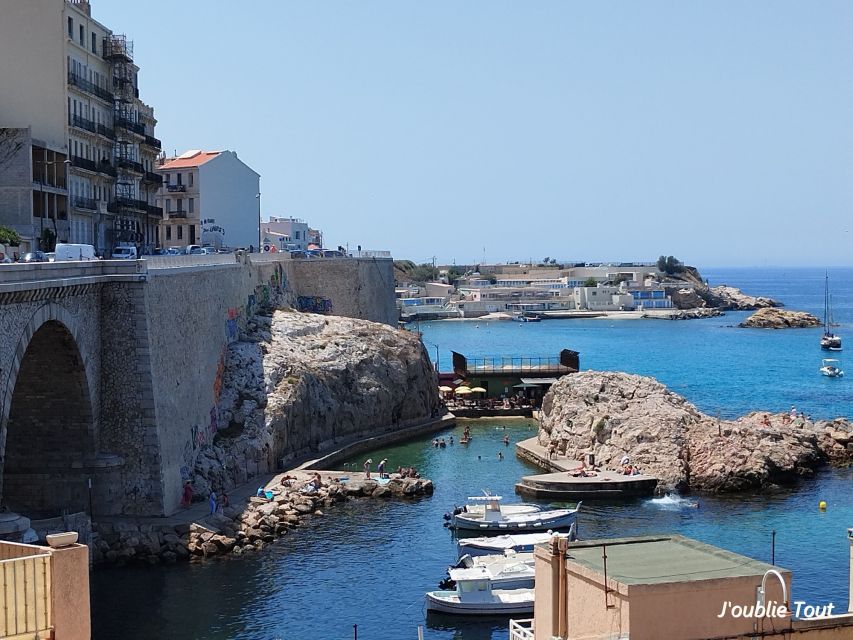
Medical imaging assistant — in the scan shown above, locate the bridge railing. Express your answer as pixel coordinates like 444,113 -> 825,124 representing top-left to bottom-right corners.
0,260 -> 144,287
143,254 -> 238,269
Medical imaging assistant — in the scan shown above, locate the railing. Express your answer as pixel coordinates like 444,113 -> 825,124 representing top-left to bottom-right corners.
0,552 -> 53,637
103,35 -> 133,62
97,123 -> 116,140
145,254 -> 239,270
71,195 -> 97,210
70,155 -> 98,172
108,197 -> 147,213
97,160 -> 117,177
166,184 -> 186,192
168,210 -> 187,218
115,117 -> 145,137
116,158 -> 145,174
147,204 -> 164,217
69,114 -> 97,134
32,178 -> 66,190
350,250 -> 392,258
67,71 -> 113,102
452,349 -> 579,375
142,171 -> 163,185
143,134 -> 162,150
508,619 -> 534,640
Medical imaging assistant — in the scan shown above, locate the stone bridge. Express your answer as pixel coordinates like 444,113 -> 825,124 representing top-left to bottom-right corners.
0,254 -> 395,527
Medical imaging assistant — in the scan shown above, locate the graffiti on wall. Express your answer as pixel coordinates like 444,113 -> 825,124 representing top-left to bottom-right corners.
225,307 -> 240,343
179,347 -> 226,484
296,296 -> 333,315
246,265 -> 287,317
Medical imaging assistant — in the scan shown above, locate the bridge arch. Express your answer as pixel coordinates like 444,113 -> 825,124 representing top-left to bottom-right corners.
0,303 -> 99,516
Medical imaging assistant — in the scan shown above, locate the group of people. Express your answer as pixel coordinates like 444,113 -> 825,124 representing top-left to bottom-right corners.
179,481 -> 230,515
363,458 -> 390,479
432,437 -> 451,448
619,455 -> 641,476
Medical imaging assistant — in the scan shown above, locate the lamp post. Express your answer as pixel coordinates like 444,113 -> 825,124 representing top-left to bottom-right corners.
255,191 -> 261,252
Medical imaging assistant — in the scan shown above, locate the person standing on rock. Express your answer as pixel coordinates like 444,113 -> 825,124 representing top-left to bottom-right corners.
209,491 -> 217,515
181,481 -> 193,509
377,459 -> 387,478
364,459 -> 372,479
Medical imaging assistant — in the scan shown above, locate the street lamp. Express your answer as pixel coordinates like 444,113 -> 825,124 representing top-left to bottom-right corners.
426,341 -> 440,372
255,192 -> 261,252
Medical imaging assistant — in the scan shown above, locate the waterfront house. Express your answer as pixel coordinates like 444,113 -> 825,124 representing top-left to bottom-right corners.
451,349 -> 579,399
511,530 -> 853,640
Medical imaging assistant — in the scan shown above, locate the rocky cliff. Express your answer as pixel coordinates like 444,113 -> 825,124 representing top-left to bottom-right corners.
739,308 -> 821,329
190,311 -> 439,496
538,371 -> 851,493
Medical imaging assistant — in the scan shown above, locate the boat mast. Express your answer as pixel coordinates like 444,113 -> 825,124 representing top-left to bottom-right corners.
824,272 -> 830,334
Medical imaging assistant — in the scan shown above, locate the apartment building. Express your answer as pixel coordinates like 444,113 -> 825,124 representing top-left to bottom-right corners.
0,0 -> 162,255
156,150 -> 260,250
261,216 -> 311,251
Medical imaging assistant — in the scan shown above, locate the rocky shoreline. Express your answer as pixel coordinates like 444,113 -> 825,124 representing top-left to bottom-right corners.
93,471 -> 433,565
538,371 -> 852,493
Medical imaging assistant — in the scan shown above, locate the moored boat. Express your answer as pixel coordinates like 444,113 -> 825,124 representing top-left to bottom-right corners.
457,531 -> 568,558
821,273 -> 842,351
820,358 -> 844,378
425,567 -> 534,615
448,495 -> 580,532
440,553 -> 535,591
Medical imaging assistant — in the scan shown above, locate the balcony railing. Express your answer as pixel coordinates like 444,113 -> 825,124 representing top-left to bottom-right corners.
147,204 -> 164,217
69,114 -> 97,134
508,619 -> 534,640
0,550 -> 52,638
115,117 -> 145,137
97,123 -> 116,140
142,171 -> 163,186
116,158 -> 145,174
97,160 -> 117,177
67,71 -> 113,102
166,184 -> 186,192
71,195 -> 97,211
169,210 -> 188,218
70,155 -> 98,173
108,197 -> 147,213
142,135 -> 162,150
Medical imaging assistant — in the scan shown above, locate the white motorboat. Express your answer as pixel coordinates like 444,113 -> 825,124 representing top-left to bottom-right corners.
457,531 -> 564,558
426,567 -> 534,615
449,495 -> 580,532
820,358 -> 844,378
440,553 -> 535,591
821,273 -> 842,351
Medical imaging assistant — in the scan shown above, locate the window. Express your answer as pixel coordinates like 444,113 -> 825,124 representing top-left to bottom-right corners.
177,225 -> 183,240
165,173 -> 170,185
91,32 -> 97,54
79,25 -> 84,46
177,173 -> 182,186
189,172 -> 193,186
68,17 -> 73,39
176,198 -> 183,211
188,198 -> 194,213
166,226 -> 172,241
189,225 -> 196,244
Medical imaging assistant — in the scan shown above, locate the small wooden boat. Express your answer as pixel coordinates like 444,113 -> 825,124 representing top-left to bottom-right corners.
449,495 -> 580,532
440,553 -> 535,591
426,567 -> 534,615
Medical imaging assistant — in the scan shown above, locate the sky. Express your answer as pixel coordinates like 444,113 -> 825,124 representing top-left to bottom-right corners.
95,1 -> 853,267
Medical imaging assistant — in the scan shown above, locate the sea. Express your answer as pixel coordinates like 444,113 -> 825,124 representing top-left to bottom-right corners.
91,267 -> 853,640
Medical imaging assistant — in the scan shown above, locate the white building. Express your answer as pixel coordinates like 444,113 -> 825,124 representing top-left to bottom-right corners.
156,150 -> 260,250
0,0 -> 161,255
260,217 -> 312,252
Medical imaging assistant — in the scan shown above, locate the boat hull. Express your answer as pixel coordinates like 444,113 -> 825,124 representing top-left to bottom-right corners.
451,510 -> 577,532
425,590 -> 534,615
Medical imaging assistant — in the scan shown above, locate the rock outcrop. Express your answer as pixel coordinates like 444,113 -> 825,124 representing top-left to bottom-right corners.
646,308 -> 724,321
538,371 -> 851,493
190,311 -> 439,496
703,285 -> 780,310
739,308 -> 821,329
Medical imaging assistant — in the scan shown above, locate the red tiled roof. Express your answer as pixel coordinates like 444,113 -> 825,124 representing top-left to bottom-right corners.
158,151 -> 220,170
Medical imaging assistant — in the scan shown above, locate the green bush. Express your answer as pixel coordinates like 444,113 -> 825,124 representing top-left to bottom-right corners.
0,226 -> 21,247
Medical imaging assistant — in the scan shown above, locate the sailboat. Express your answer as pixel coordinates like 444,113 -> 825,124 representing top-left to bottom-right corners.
820,273 -> 842,351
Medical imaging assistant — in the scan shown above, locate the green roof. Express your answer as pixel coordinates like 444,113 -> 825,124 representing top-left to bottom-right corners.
563,535 -> 785,586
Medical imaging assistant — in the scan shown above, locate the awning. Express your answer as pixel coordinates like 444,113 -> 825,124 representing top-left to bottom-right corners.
519,377 -> 559,385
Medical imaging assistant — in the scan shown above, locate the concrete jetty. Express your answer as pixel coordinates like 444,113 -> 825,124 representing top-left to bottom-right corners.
515,437 -> 658,500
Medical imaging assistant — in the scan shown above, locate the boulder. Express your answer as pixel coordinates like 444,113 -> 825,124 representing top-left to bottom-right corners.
739,308 -> 821,329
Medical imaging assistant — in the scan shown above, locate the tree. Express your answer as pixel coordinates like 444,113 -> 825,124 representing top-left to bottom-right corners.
408,263 -> 439,283
543,256 -> 550,264
583,277 -> 598,287
657,255 -> 684,275
656,255 -> 667,272
0,226 -> 21,247
40,228 -> 56,252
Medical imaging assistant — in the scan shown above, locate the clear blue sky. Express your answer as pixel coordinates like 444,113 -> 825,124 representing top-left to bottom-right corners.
97,1 -> 853,266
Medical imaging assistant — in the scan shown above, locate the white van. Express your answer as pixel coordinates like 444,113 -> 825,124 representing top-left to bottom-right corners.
112,245 -> 137,260
54,243 -> 97,261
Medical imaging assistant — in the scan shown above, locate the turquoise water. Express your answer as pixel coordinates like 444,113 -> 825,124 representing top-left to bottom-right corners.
91,268 -> 853,639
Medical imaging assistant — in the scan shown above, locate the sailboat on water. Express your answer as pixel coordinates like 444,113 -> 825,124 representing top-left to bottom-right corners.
821,273 -> 842,351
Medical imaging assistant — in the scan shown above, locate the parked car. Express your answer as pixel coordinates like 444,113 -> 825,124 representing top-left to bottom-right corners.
289,250 -> 308,259
166,247 -> 183,255
184,244 -> 202,255
320,249 -> 345,258
18,251 -> 48,263
54,243 -> 97,261
45,252 -> 56,262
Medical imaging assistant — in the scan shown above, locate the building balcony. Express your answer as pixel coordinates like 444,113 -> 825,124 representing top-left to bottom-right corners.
67,71 -> 113,103
114,117 -> 145,137
102,35 -> 133,62
166,184 -> 187,193
69,114 -> 97,135
71,195 -> 98,211
147,204 -> 164,218
142,135 -> 162,151
108,197 -> 147,214
142,171 -> 163,186
168,210 -> 188,219
97,160 -> 117,178
116,158 -> 145,174
97,123 -> 116,141
70,155 -> 99,173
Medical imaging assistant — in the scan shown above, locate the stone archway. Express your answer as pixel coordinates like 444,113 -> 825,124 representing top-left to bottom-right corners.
1,317 -> 97,517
